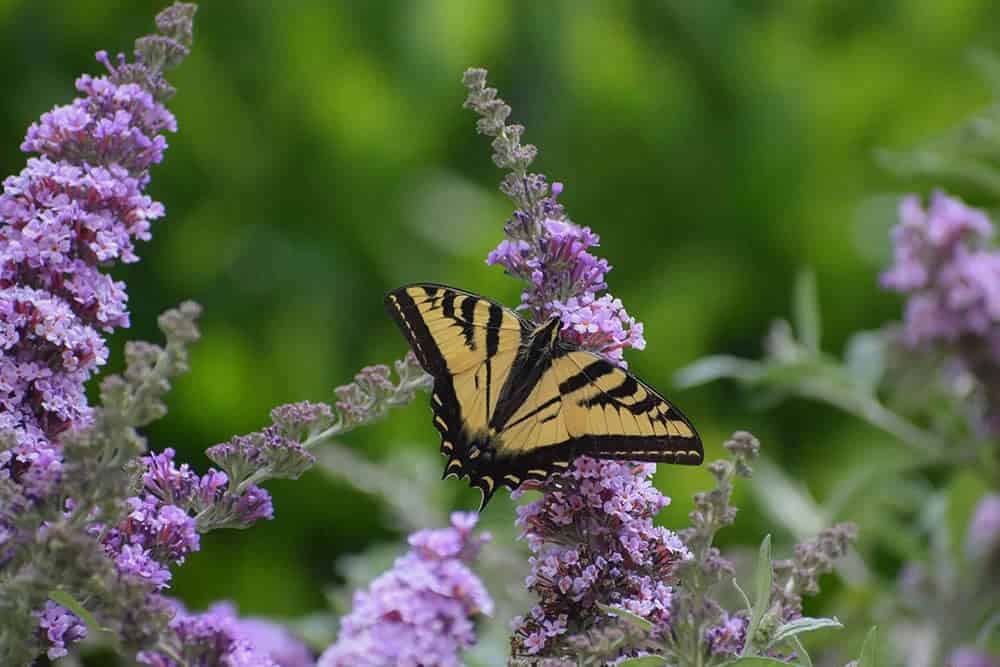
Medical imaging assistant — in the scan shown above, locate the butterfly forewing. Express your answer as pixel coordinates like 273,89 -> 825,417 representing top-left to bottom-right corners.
385,284 -> 528,495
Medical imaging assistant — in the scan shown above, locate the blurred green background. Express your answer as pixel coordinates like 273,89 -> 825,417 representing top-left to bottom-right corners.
4,0 -> 1000,656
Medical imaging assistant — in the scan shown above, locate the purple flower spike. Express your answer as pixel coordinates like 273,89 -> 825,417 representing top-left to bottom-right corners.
511,457 -> 689,657
138,603 -> 280,667
318,513 -> 493,667
704,612 -> 747,656
966,493 -> 1000,561
881,190 -> 1000,433
948,647 -> 1000,667
34,600 -> 88,659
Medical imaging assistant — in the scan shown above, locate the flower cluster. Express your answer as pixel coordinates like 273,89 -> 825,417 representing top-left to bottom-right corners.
32,601 -> 88,660
881,191 -> 999,347
0,3 -> 198,660
138,601 -> 313,667
464,69 -> 644,364
318,512 -> 493,667
967,493 -> 1000,562
511,457 -> 690,658
880,190 -> 1000,432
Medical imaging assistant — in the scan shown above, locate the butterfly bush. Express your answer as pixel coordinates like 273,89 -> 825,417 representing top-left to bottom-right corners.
464,69 -> 644,365
881,190 -> 1000,435
509,458 -> 690,656
461,69 -> 858,665
318,512 -> 493,667
0,5 -> 326,664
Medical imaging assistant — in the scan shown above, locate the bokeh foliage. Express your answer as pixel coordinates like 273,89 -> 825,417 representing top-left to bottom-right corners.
4,0 -> 1000,657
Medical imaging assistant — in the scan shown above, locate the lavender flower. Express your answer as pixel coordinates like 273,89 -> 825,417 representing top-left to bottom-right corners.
966,493 -> 1000,562
511,457 -> 690,658
138,603 -> 280,667
318,512 -> 493,667
881,190 -> 1000,433
949,647 -> 1000,667
32,600 -> 87,660
232,614 -> 315,667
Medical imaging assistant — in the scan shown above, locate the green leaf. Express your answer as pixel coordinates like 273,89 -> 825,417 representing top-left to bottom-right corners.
844,331 -> 886,394
732,579 -> 753,613
616,657 -> 667,667
722,658 -> 795,666
793,270 -> 821,353
857,627 -> 879,667
790,636 -> 813,667
751,459 -> 826,540
673,355 -> 761,388
770,616 -> 843,644
48,589 -> 109,636
968,49 -> 1000,99
596,602 -> 654,632
741,534 -> 773,656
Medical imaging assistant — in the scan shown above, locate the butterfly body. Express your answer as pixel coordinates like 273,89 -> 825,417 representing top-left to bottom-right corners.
385,283 -> 703,509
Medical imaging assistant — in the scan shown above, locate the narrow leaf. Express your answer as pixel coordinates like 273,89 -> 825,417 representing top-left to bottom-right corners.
732,579 -> 753,613
793,270 -> 821,353
844,331 -> 886,393
969,49 -> 1000,99
596,602 -> 654,632
791,636 -> 813,667
617,657 -> 667,667
751,459 -> 825,540
48,589 -> 109,635
858,627 -> 879,667
771,616 -> 843,643
741,534 -> 773,656
722,658 -> 794,667
674,355 -> 761,388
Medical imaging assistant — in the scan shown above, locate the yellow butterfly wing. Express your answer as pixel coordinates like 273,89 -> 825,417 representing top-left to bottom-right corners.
385,283 -> 526,484
386,283 -> 703,510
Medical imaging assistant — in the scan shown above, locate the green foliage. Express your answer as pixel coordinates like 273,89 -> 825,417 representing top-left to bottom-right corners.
7,2 -> 1000,664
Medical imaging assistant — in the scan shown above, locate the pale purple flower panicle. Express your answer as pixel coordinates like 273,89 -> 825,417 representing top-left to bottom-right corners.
881,191 -> 1000,345
966,493 -> 1000,561
511,458 -> 690,657
138,603 -> 281,667
948,647 -> 1000,667
881,190 -> 1000,433
318,512 -> 493,667
232,615 -> 316,667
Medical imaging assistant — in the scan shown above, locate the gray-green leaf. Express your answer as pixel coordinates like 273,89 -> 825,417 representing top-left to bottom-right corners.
722,658 -> 796,667
48,589 -> 111,636
741,534 -> 773,656
858,627 -> 879,667
616,657 -> 668,667
596,602 -> 654,632
793,270 -> 821,353
770,616 -> 843,644
673,355 -> 761,389
844,331 -> 886,393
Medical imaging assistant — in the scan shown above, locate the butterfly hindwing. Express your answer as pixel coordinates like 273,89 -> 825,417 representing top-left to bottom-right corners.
489,349 -> 703,487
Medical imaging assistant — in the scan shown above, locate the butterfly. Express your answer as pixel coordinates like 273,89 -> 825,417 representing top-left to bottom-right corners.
385,283 -> 703,510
